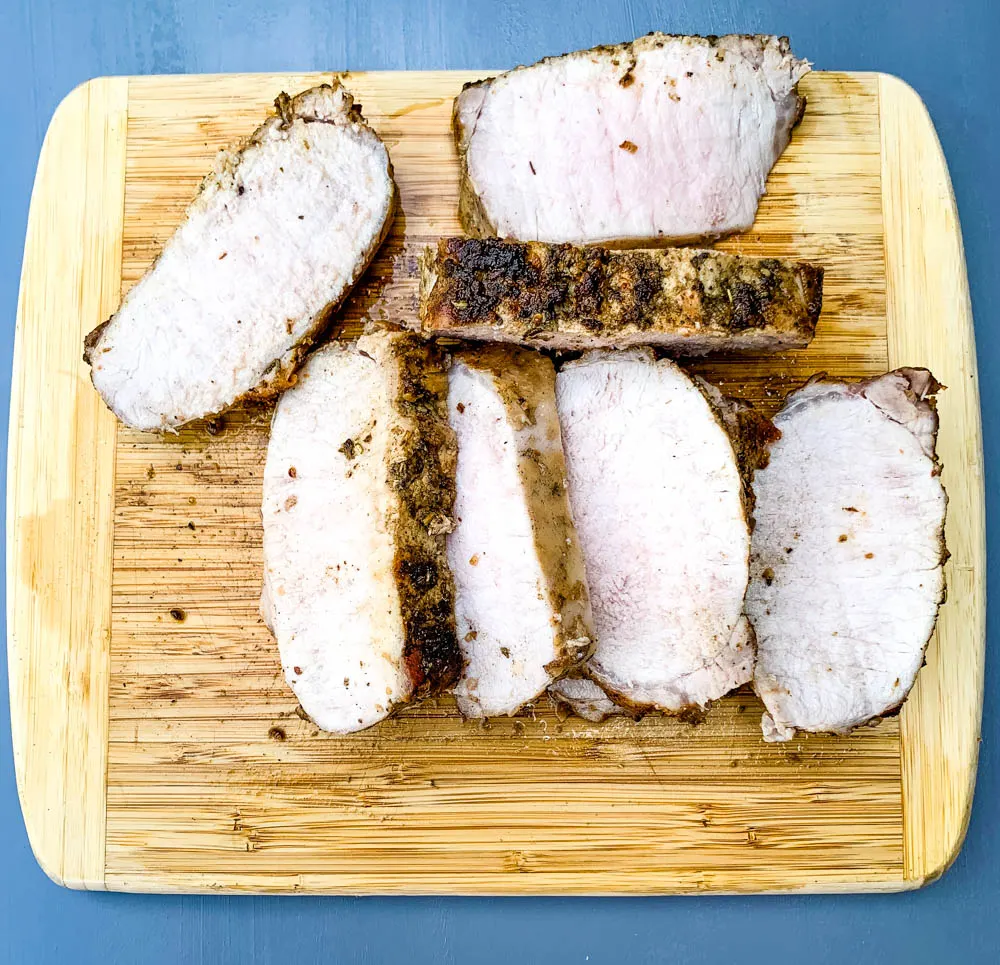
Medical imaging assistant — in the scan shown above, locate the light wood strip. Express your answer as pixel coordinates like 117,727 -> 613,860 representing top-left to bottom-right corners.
7,77 -> 127,889
879,74 -> 986,884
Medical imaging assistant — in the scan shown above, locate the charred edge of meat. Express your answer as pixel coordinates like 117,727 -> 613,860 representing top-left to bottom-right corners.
689,252 -> 823,334
82,319 -> 110,364
83,84 -> 398,430
274,91 -> 295,128
388,336 -> 463,695
729,404 -> 781,521
422,239 -> 822,341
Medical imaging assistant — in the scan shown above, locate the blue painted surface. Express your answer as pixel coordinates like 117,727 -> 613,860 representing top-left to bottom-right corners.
1,0 -> 998,961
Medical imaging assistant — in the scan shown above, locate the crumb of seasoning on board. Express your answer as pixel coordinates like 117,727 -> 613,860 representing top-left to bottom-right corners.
267,726 -> 286,741
169,608 -> 186,622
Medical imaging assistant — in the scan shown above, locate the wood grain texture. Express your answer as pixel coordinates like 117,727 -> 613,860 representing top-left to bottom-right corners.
879,74 -> 986,885
8,69 -> 983,895
7,77 -> 128,889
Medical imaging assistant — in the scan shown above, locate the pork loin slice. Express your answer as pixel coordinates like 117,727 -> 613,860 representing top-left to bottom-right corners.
455,34 -> 809,245
261,330 -> 462,734
421,239 -> 821,354
556,350 -> 751,714
448,346 -> 593,717
746,369 -> 947,742
550,617 -> 755,721
85,83 -> 396,430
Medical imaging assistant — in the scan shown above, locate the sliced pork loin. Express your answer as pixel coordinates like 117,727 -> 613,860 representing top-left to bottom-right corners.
550,617 -> 756,722
746,369 -> 947,742
85,84 -> 396,430
448,346 -> 594,717
454,34 -> 809,245
421,239 -> 822,354
261,330 -> 462,734
556,350 -> 752,715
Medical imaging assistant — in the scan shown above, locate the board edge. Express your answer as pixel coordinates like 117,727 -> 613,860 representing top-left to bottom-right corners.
6,75 -> 127,890
879,72 -> 986,887
7,68 -> 943,897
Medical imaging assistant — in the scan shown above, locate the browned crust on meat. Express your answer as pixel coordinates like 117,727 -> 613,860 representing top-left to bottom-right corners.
453,345 -> 594,686
452,34 -> 809,240
83,82 -> 397,430
420,239 -> 822,355
384,333 -> 463,696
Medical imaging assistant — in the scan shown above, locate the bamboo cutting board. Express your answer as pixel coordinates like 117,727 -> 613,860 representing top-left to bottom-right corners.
8,70 -> 984,894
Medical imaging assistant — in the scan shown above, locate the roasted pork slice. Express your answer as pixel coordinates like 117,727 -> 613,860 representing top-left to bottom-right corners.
556,350 -> 751,714
420,239 -> 822,354
550,617 -> 756,721
746,369 -> 948,742
85,84 -> 396,430
454,34 -> 809,244
448,346 -> 593,717
260,330 -> 462,734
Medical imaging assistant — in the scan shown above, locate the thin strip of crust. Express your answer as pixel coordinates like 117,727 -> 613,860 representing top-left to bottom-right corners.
420,239 -> 822,355
383,332 -> 464,695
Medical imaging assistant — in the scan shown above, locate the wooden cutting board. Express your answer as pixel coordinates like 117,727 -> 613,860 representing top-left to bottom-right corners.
8,70 -> 984,894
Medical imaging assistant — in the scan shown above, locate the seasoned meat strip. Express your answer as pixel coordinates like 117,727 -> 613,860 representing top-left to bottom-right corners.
420,239 -> 822,354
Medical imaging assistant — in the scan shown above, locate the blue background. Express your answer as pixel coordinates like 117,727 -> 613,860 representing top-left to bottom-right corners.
1,0 -> 997,962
